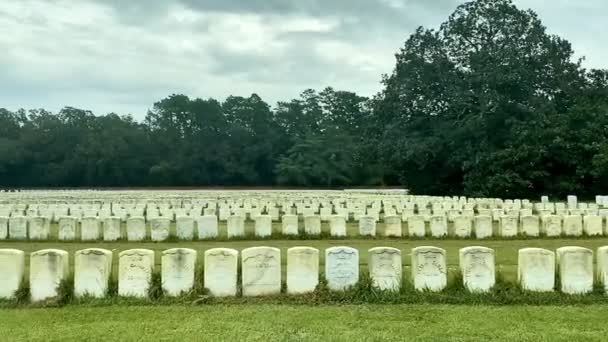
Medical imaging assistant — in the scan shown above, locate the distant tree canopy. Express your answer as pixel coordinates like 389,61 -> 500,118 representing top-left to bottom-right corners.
1,0 -> 608,198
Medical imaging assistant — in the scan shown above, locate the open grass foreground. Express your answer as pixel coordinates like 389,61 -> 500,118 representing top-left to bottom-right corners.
1,304 -> 607,341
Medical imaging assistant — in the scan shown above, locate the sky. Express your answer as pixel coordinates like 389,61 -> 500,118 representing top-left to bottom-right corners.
1,0 -> 607,119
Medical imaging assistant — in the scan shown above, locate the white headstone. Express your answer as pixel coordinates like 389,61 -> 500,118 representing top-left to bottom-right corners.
74,248 -> 113,298
583,215 -> 603,236
29,216 -> 50,240
329,215 -> 347,237
162,248 -> 197,296
196,215 -> 218,239
358,216 -> 376,236
407,215 -> 426,237
150,217 -> 170,241
567,195 -> 577,209
0,249 -> 24,298
428,215 -> 447,237
126,217 -> 146,241
254,215 -> 272,237
453,216 -> 472,238
596,246 -> 608,293
241,247 -> 281,296
9,216 -> 27,240
383,215 -> 402,237
563,215 -> 583,237
517,248 -> 555,292
81,216 -> 101,241
499,215 -> 518,237
57,216 -> 77,241
0,216 -> 7,240
473,215 -> 492,239
304,215 -> 321,235
30,249 -> 69,301
369,247 -> 401,291
556,246 -> 593,294
227,215 -> 245,238
204,248 -> 238,297
542,215 -> 562,237
287,247 -> 319,294
325,246 -> 359,290
281,215 -> 299,235
118,249 -> 155,298
103,216 -> 122,241
411,246 -> 446,292
520,215 -> 540,237
459,246 -> 495,293
175,216 -> 195,240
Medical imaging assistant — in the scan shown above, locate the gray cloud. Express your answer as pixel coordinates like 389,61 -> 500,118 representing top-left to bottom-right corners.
0,0 -> 606,118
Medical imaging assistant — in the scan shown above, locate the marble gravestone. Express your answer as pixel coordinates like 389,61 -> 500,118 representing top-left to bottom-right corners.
517,248 -> 555,292
368,247 -> 402,291
459,246 -> 495,292
175,216 -> 195,240
358,216 -> 376,237
9,216 -> 28,240
57,216 -> 77,241
118,249 -> 155,298
162,248 -> 197,296
556,246 -> 593,294
150,217 -> 171,241
103,216 -> 122,241
281,215 -> 299,236
204,248 -> 238,297
126,216 -> 146,241
30,249 -> 69,301
473,215 -> 493,239
74,248 -> 113,298
197,215 -> 218,239
407,215 -> 426,238
329,215 -> 347,237
0,249 -> 24,298
411,246 -> 446,292
241,247 -> 281,296
304,215 -> 321,235
383,215 -> 402,237
325,246 -> 359,290
287,247 -> 319,294
81,216 -> 101,241
227,215 -> 245,238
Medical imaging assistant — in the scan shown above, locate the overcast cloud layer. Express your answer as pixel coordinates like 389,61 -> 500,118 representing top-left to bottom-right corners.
1,0 -> 606,118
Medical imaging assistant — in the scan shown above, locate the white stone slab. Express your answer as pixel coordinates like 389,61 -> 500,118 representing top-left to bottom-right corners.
29,216 -> 50,240
103,216 -> 122,241
287,247 -> 319,294
429,216 -> 447,237
227,215 -> 245,238
304,215 -> 321,235
597,246 -> 608,293
329,215 -> 347,237
520,215 -> 540,237
161,248 -> 197,296
150,217 -> 170,241
358,216 -> 376,236
241,247 -> 281,296
369,247 -> 401,291
81,216 -> 101,241
30,249 -> 69,302
281,215 -> 299,235
556,246 -> 593,294
407,215 -> 426,237
499,215 -> 518,237
197,215 -> 218,239
118,249 -> 155,298
0,249 -> 24,298
583,215 -> 603,236
473,215 -> 492,239
204,248 -> 238,297
126,217 -> 146,241
517,248 -> 555,292
325,246 -> 359,290
57,216 -> 77,241
453,216 -> 472,238
411,246 -> 446,292
74,248 -> 113,298
254,215 -> 272,237
0,216 -> 7,240
383,215 -> 402,237
563,215 -> 583,237
459,246 -> 495,293
541,215 -> 562,237
175,216 -> 195,240
9,216 -> 27,240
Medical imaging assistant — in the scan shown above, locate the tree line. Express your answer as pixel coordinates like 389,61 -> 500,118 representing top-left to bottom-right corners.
1,0 -> 608,198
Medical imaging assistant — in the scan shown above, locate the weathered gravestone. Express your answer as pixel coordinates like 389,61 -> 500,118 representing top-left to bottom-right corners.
81,216 -> 101,241
29,216 -> 50,240
162,248 -> 197,296
499,215 -> 519,237
287,247 -> 319,294
30,249 -> 69,302
596,246 -> 608,293
453,216 -> 472,238
103,216 -> 122,241
9,216 -> 27,240
583,215 -> 603,236
126,217 -> 146,241
329,215 -> 347,237
204,248 -> 238,296
74,248 -> 113,298
542,215 -> 562,237
383,215 -> 402,237
517,248 -> 555,292
281,215 -> 299,236
359,216 -> 376,237
241,247 -> 281,296
227,215 -> 245,238
150,217 -> 170,241
0,249 -> 24,298
369,247 -> 401,291
197,215 -> 218,239
411,246 -> 446,292
459,246 -> 495,293
325,246 -> 359,290
473,215 -> 492,239
563,216 -> 583,237
175,216 -> 195,240
407,215 -> 426,237
57,216 -> 77,241
520,215 -> 540,237
254,215 -> 272,237
429,215 -> 447,237
0,216 -> 7,240
118,249 -> 155,298
304,215 -> 321,235
556,246 -> 593,294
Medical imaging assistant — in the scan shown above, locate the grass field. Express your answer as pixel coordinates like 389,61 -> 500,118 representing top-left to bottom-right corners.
1,305 -> 607,341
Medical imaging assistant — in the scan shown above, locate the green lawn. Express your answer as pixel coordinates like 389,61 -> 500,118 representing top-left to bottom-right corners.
1,304 -> 607,341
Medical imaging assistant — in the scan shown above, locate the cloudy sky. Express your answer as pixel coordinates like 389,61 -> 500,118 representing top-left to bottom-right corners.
1,0 -> 606,119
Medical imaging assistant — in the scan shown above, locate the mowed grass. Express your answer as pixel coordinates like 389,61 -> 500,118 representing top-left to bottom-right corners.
1,304 -> 608,341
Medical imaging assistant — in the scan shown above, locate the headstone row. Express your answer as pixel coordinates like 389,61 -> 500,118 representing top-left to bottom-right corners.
0,246 -> 604,302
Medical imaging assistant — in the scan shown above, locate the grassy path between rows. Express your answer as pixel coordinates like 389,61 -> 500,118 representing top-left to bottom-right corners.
1,304 -> 608,341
